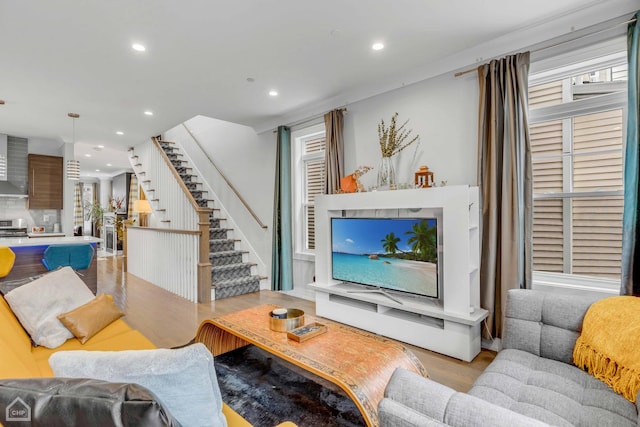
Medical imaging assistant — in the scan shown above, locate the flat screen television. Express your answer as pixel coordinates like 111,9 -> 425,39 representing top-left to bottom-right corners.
331,217 -> 439,301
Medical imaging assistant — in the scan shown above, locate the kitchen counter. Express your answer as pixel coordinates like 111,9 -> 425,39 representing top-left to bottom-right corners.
0,236 -> 101,247
27,232 -> 66,238
0,236 -> 102,293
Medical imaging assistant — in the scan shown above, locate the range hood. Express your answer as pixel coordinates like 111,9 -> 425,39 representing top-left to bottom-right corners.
0,181 -> 27,197
0,134 -> 28,198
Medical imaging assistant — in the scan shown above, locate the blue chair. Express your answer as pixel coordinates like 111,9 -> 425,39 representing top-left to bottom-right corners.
42,244 -> 95,271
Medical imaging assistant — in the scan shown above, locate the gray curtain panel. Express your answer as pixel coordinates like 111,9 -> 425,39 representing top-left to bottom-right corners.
477,51 -> 533,339
324,109 -> 345,195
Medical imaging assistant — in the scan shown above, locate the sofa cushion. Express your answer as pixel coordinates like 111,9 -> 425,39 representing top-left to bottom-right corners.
380,368 -> 547,427
0,336 -> 39,378
503,290 -> 599,365
0,378 -> 180,426
49,343 -> 227,427
31,320 -> 145,361
0,295 -> 33,355
34,329 -> 157,378
4,266 -> 95,348
468,349 -> 637,427
57,294 -> 125,344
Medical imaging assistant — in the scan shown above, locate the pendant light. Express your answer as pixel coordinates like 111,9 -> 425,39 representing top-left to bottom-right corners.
66,113 -> 80,180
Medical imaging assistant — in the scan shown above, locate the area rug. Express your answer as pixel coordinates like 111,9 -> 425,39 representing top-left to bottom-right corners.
214,345 -> 365,427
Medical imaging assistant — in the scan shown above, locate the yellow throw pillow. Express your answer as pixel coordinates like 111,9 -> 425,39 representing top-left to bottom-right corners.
58,294 -> 124,344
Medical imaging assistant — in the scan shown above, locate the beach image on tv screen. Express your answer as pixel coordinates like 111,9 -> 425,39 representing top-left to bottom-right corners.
331,218 -> 438,298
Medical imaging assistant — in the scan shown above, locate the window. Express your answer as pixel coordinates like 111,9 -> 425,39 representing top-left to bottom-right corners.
292,124 -> 326,258
529,50 -> 627,284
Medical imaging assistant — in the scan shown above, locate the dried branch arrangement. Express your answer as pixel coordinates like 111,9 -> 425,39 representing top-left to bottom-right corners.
378,112 -> 420,157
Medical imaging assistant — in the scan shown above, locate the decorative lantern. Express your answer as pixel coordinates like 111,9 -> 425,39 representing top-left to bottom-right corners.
414,165 -> 434,188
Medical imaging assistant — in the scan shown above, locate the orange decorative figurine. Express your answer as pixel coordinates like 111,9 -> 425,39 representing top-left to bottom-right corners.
340,166 -> 372,193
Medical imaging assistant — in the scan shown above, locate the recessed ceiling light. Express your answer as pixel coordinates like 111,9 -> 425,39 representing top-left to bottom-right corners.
85,154 -> 91,158
95,169 -> 100,172
97,145 -> 104,148
372,42 -> 384,51
144,111 -> 153,116
269,90 -> 278,97
132,43 -> 146,52
106,163 -> 112,167
116,131 -> 124,135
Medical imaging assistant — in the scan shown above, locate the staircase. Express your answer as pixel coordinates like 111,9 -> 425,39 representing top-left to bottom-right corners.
153,139 -> 264,299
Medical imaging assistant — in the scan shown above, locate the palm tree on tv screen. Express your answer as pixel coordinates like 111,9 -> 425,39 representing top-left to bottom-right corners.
406,220 -> 437,262
381,232 -> 401,254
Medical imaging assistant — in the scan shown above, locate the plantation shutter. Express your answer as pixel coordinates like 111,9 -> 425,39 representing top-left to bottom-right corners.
529,81 -> 563,110
303,135 -> 326,250
530,119 -> 564,273
530,80 -> 564,272
571,109 -> 623,277
529,74 -> 624,279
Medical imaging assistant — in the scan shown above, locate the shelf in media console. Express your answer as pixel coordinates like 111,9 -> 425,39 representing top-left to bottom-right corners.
311,283 -> 487,326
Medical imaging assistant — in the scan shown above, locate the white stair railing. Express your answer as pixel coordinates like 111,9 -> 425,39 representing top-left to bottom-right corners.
126,227 -> 201,302
164,121 -> 269,279
130,140 -> 199,230
126,139 -> 212,303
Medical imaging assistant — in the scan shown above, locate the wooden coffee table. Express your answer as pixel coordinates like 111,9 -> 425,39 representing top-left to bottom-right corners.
195,304 -> 428,427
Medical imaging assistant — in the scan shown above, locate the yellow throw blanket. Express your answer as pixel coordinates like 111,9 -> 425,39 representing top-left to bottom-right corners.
573,296 -> 640,403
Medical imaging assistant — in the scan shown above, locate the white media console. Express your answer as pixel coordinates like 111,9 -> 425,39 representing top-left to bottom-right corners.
313,186 -> 488,362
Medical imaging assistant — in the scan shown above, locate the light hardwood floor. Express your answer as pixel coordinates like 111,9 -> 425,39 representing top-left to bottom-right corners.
98,255 -> 495,392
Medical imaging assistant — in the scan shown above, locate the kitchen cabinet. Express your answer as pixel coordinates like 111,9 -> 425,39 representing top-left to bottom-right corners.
28,154 -> 63,209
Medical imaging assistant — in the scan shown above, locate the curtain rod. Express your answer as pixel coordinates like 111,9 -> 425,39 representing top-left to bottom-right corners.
273,107 -> 347,133
454,17 -> 637,78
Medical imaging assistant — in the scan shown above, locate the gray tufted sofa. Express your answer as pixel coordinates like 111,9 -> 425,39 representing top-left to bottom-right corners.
378,289 -> 640,426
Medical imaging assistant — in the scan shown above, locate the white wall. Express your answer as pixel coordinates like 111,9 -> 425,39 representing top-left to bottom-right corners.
286,71 -> 479,292
27,137 -> 63,156
343,72 -> 478,189
164,5 -> 634,291
164,116 -> 276,276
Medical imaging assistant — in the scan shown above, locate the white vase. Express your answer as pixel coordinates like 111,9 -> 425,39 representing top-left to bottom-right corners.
377,157 -> 396,190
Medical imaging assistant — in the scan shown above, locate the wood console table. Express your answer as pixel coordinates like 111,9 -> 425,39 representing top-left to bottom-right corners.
195,304 -> 428,427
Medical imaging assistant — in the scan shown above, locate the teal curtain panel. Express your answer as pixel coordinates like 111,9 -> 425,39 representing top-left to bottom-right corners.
271,126 -> 294,291
621,12 -> 640,296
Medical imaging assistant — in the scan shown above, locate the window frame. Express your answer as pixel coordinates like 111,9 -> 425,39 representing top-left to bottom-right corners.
528,48 -> 627,293
291,123 -> 326,261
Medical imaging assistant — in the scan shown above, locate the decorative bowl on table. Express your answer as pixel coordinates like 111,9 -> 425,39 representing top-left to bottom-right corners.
269,308 -> 304,332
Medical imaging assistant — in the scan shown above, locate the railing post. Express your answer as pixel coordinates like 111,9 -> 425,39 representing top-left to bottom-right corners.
197,208 -> 213,303
122,219 -> 135,273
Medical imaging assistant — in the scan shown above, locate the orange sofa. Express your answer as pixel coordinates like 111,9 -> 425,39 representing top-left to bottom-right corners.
0,294 -> 277,426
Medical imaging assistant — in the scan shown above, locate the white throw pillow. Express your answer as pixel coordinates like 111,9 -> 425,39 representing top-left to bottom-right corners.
49,343 -> 227,427
5,266 -> 95,348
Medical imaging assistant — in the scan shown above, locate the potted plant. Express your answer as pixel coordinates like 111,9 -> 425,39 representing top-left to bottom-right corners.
85,201 -> 105,237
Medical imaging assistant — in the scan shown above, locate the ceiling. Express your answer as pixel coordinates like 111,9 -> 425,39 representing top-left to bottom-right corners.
0,1 -> 634,179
